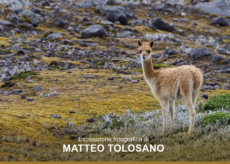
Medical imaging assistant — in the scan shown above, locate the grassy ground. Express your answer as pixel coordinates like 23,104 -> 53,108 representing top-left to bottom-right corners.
1,68 -> 230,161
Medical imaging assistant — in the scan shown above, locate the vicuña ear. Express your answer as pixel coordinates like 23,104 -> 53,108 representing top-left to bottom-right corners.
138,40 -> 142,46
149,41 -> 154,48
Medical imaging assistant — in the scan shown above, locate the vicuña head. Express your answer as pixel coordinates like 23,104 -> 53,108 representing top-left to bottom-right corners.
137,40 -> 203,136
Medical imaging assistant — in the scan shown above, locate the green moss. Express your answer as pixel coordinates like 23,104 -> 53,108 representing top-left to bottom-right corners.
42,31 -> 53,38
199,112 -> 230,127
60,48 -> 69,51
51,66 -> 60,70
202,93 -> 230,111
10,71 -> 39,80
0,49 -> 11,53
94,61 -> 105,67
137,63 -> 176,72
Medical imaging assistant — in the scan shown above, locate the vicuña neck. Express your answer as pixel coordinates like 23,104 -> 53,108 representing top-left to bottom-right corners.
141,57 -> 155,80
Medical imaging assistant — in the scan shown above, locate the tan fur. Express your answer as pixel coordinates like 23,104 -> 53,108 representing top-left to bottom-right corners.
138,40 -> 203,135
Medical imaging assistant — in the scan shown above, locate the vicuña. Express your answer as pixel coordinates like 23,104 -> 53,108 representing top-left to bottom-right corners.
137,40 -> 203,135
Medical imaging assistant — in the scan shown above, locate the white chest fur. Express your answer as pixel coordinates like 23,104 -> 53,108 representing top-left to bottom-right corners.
141,57 -> 159,101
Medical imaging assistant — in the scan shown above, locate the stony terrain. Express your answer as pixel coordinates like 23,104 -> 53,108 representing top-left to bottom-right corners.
1,0 -> 230,161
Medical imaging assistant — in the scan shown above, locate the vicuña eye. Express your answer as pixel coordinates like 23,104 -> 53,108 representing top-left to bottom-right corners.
147,51 -> 150,53
139,50 -> 142,53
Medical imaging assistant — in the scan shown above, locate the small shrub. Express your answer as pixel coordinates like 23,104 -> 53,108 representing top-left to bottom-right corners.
199,112 -> 230,127
10,71 -> 39,80
203,93 -> 230,111
1,81 -> 15,88
43,31 -> 53,38
103,120 -> 124,129
94,61 -> 105,67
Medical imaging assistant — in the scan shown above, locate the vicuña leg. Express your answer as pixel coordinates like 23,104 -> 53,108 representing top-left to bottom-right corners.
161,99 -> 169,135
169,100 -> 175,130
192,91 -> 199,107
184,94 -> 196,135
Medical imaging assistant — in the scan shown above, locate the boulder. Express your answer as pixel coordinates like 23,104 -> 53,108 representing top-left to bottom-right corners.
52,19 -> 65,27
46,33 -> 63,40
210,17 -> 229,26
18,10 -> 39,27
152,18 -> 175,32
81,25 -> 108,38
190,47 -> 213,58
212,54 -> 225,63
194,1 -> 230,17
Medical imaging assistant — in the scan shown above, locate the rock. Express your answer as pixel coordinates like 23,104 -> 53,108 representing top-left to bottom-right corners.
223,68 -> 230,73
52,19 -> 65,27
106,10 -> 121,23
27,98 -> 34,101
87,117 -> 95,122
224,57 -> 230,64
20,22 -> 34,30
9,16 -> 23,24
152,18 -> 175,32
69,110 -> 75,113
27,80 -> 34,83
18,10 -> 39,27
155,4 -> 166,10
71,98 -> 79,101
17,49 -> 25,55
45,33 -> 62,40
34,48 -> 42,52
117,13 -> 128,25
181,12 -> 187,17
131,80 -> 138,83
50,114 -> 61,118
148,24 -> 157,31
200,93 -> 208,99
163,48 -> 178,55
108,77 -> 114,80
21,95 -> 26,99
218,49 -> 226,55
190,47 -> 213,59
170,59 -> 177,65
81,25 -> 108,38
212,54 -> 225,63
68,26 -> 74,31
201,86 -> 215,90
194,1 -> 230,17
42,1 -> 50,6
106,0 -> 122,5
33,85 -> 41,92
100,19 -> 113,25
191,21 -> 197,26
210,17 -> 229,26
0,19 -> 15,27
67,70 -> 72,73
